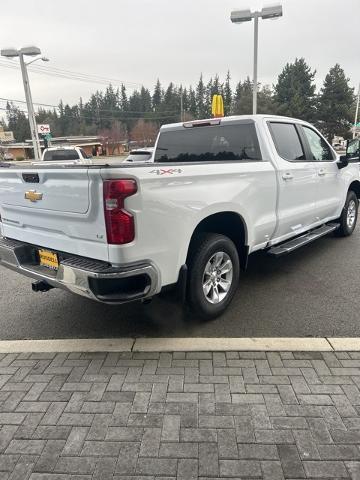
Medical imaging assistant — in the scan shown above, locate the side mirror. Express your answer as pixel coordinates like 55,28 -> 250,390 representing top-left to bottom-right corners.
337,155 -> 349,170
345,138 -> 360,162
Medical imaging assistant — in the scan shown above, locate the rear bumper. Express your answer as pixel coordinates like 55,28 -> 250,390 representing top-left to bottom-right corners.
0,236 -> 159,304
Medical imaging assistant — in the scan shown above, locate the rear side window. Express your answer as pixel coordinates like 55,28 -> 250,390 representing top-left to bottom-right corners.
43,149 -> 80,161
269,123 -> 305,161
154,123 -> 262,162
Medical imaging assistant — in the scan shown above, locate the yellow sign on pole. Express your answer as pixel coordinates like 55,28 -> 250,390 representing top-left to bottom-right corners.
211,94 -> 224,118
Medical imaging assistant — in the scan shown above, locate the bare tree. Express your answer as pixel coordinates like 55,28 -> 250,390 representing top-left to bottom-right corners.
99,120 -> 128,155
130,120 -> 158,147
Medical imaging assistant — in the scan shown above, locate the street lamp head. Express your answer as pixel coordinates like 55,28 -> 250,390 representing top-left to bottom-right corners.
231,9 -> 253,23
261,5 -> 283,19
1,48 -> 19,58
41,57 -> 49,62
19,46 -> 41,56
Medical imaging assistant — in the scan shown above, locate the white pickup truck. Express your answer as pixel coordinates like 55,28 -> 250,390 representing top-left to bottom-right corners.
0,115 -> 359,319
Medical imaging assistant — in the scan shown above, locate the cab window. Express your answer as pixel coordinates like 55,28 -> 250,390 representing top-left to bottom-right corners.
269,122 -> 305,161
302,126 -> 334,161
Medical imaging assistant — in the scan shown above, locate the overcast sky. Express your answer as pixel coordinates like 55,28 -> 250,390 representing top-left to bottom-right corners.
0,0 -> 359,112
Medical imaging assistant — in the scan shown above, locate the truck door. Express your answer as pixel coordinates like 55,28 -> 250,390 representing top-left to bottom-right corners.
268,121 -> 319,242
300,125 -> 344,222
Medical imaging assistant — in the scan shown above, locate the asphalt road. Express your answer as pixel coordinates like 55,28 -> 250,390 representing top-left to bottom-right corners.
0,227 -> 359,340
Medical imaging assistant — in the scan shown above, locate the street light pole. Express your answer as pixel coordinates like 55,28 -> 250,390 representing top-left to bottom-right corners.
253,14 -> 259,115
1,46 -> 48,161
231,5 -> 283,115
353,82 -> 360,139
19,53 -> 42,161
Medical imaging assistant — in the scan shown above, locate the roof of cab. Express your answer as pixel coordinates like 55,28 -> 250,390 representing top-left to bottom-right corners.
160,114 -> 312,132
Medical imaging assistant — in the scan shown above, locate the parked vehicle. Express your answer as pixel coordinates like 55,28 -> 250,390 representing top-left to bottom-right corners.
0,115 -> 359,319
124,147 -> 154,163
42,146 -> 91,163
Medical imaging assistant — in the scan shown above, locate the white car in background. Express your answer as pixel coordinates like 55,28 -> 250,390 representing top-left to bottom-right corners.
42,146 -> 91,163
124,147 -> 154,163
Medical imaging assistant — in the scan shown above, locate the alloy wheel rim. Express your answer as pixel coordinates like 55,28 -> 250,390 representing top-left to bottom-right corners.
202,251 -> 233,304
347,200 -> 356,229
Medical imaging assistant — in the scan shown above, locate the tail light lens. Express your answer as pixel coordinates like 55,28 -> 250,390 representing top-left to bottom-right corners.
103,179 -> 137,244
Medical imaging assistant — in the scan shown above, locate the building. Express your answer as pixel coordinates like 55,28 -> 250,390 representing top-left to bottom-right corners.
0,127 -> 14,143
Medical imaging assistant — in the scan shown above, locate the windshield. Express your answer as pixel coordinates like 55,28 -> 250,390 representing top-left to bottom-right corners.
43,149 -> 80,161
154,123 -> 261,162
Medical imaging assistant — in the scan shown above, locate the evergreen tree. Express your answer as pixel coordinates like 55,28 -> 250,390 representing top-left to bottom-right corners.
223,71 -> 232,116
257,85 -> 276,114
232,78 -> 253,115
317,64 -> 355,141
120,84 -> 128,111
152,79 -> 163,111
188,87 -> 197,118
6,102 -> 30,142
196,74 -> 207,119
139,86 -> 152,113
274,58 -> 316,122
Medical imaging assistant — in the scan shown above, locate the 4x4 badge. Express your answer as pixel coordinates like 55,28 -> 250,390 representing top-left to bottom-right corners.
149,168 -> 182,176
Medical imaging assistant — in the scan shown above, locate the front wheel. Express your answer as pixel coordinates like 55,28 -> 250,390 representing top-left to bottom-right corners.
335,190 -> 358,237
187,233 -> 240,319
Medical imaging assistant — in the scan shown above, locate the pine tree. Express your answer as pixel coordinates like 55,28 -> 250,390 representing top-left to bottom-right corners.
232,78 -> 253,115
152,79 -> 162,111
120,85 -> 129,111
317,64 -> 355,141
196,74 -> 207,119
223,71 -> 232,116
140,87 -> 152,113
6,102 -> 30,142
188,87 -> 197,118
274,58 -> 316,122
257,85 -> 275,114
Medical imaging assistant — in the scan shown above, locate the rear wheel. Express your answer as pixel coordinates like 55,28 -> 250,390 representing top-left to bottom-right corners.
187,233 -> 240,319
335,190 -> 358,237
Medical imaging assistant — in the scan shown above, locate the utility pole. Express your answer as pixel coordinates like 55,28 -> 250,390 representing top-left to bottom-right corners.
353,82 -> 360,139
19,53 -> 42,161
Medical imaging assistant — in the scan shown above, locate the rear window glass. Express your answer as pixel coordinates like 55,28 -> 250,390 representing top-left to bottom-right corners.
154,123 -> 261,162
43,149 -> 80,161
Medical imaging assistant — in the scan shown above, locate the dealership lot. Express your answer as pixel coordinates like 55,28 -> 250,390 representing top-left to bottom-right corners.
0,227 -> 359,341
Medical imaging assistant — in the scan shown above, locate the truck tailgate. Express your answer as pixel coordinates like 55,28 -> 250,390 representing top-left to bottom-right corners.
0,169 -> 89,213
0,166 -> 109,262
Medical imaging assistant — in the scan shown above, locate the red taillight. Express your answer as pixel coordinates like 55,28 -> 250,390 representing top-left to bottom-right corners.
103,179 -> 137,244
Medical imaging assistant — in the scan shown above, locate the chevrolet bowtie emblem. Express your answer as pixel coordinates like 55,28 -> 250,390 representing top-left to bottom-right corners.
25,190 -> 43,202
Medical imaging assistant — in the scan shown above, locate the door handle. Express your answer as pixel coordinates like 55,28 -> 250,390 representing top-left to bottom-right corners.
282,172 -> 294,181
318,169 -> 326,176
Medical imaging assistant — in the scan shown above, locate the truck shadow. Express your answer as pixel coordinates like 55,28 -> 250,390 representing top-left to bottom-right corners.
2,230 -> 359,340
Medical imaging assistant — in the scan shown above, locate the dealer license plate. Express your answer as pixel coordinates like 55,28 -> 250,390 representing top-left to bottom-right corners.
38,249 -> 59,270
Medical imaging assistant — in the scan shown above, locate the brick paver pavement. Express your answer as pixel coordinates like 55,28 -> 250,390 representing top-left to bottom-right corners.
2,350 -> 360,478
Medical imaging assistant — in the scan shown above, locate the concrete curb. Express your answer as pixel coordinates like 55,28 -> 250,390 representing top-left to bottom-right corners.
0,338 -> 134,353
0,337 -> 359,352
132,337 -> 331,352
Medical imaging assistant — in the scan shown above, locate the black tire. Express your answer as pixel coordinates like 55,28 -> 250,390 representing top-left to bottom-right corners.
335,190 -> 358,237
187,233 -> 240,320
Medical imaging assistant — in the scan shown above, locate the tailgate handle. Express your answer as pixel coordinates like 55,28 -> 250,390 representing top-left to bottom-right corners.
22,173 -> 39,183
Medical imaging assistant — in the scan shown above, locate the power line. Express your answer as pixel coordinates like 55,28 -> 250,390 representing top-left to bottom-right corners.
0,105 -> 179,122
0,59 -> 143,89
0,97 -> 179,115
